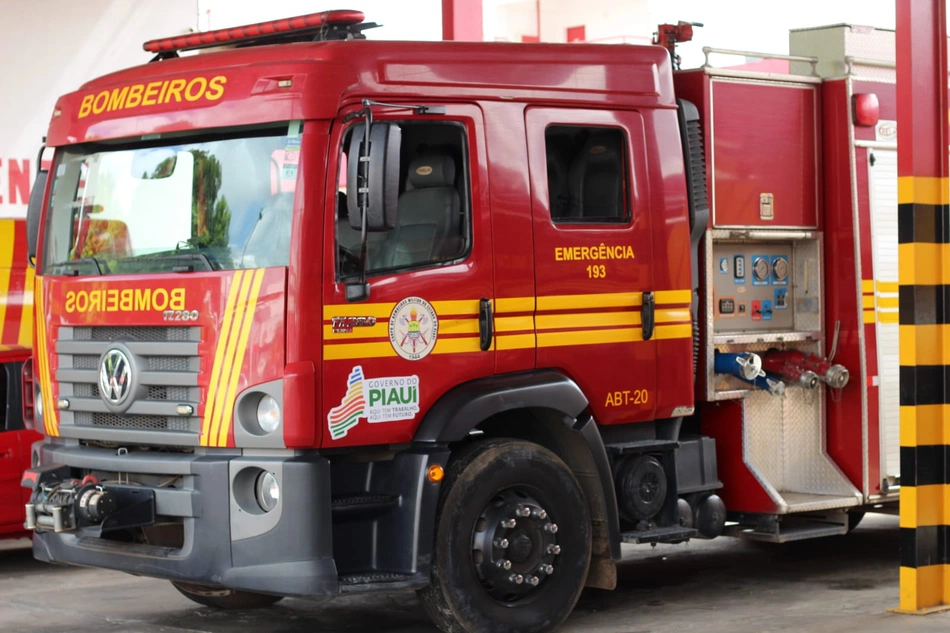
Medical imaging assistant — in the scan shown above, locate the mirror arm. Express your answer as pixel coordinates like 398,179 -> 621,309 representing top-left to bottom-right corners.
358,100 -> 374,288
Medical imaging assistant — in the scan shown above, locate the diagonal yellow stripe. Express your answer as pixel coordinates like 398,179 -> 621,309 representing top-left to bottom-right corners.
216,269 -> 265,447
33,278 -> 47,436
18,267 -> 34,348
0,221 -> 15,343
202,271 -> 245,446
35,278 -> 57,436
208,271 -> 253,447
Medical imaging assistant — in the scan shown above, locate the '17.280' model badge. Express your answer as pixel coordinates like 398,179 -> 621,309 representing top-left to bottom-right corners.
389,297 -> 438,361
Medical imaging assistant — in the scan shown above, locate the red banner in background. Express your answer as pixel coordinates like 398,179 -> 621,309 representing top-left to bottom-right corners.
0,157 -> 32,209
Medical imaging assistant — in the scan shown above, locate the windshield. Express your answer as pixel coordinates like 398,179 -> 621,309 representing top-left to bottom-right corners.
43,126 -> 299,275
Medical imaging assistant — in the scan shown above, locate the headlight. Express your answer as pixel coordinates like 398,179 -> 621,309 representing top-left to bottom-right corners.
256,395 -> 281,434
35,389 -> 43,418
255,472 -> 280,512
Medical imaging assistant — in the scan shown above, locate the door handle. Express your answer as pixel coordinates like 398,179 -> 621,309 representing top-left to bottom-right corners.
479,298 -> 494,351
642,291 -> 655,341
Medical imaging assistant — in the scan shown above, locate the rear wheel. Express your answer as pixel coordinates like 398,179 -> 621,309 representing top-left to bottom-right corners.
172,581 -> 283,609
418,439 -> 591,633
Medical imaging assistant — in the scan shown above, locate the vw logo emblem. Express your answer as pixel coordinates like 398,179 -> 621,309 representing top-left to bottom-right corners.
99,349 -> 132,406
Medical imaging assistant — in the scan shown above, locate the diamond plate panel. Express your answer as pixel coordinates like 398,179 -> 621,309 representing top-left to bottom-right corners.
744,386 -> 858,503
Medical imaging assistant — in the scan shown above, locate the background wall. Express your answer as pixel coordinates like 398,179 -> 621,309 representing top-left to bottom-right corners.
0,0 -> 195,218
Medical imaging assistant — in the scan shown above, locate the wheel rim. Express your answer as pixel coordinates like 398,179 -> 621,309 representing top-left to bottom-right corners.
470,487 -> 560,604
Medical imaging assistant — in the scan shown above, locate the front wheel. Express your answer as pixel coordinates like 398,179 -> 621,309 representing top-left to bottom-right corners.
418,439 -> 592,633
172,581 -> 283,609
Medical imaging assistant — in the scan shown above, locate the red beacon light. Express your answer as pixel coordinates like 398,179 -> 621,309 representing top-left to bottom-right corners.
851,93 -> 880,127
143,10 -> 373,58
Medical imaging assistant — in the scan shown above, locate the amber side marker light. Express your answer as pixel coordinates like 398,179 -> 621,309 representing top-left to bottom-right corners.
427,465 -> 445,483
852,93 -> 880,127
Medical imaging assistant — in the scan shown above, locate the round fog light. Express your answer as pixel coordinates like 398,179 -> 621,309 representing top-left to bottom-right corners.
256,395 -> 281,434
255,472 -> 280,512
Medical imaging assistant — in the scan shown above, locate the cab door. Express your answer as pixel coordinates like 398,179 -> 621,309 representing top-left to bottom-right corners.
321,105 -> 494,447
525,107 -> 656,425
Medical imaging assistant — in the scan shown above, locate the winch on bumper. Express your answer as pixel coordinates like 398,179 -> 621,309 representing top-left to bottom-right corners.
21,442 -> 338,598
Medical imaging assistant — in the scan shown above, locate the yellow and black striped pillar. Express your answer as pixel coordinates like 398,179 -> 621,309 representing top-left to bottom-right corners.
896,0 -> 950,613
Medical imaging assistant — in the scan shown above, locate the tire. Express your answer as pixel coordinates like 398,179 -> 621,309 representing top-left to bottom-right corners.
418,438 -> 592,633
172,581 -> 283,609
847,511 -> 866,533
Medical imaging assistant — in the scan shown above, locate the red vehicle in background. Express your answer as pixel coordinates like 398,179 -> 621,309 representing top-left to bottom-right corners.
0,217 -> 40,540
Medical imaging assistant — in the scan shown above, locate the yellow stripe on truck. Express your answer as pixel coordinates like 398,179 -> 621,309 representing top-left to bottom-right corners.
202,271 -> 244,446
215,269 -> 265,447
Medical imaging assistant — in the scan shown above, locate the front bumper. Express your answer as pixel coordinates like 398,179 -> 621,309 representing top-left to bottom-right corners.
26,442 -> 338,598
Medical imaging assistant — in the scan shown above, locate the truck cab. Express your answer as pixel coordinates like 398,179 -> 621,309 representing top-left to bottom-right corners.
20,12 -> 892,633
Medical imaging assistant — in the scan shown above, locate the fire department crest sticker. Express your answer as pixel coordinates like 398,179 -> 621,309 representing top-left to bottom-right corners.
389,296 -> 438,361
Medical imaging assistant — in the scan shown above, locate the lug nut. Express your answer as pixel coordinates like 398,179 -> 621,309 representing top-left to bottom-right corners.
540,564 -> 554,575
546,545 -> 561,555
495,559 -> 512,570
544,523 -> 558,534
494,538 -> 509,548
516,506 -> 531,518
532,509 -> 547,520
526,575 -> 540,586
501,519 -> 517,529
509,574 -> 524,585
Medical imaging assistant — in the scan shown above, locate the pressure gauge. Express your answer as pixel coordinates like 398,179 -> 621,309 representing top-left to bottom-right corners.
772,257 -> 789,282
752,257 -> 770,282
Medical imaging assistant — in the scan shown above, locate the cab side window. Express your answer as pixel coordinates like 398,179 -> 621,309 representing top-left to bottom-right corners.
336,122 -> 470,278
545,125 -> 630,224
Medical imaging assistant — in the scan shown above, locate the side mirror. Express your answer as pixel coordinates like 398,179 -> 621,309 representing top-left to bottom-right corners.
26,167 -> 48,268
346,122 -> 401,232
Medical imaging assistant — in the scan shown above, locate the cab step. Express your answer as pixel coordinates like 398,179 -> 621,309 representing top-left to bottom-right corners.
331,494 -> 399,520
726,515 -> 848,543
338,571 -> 427,593
621,526 -> 698,544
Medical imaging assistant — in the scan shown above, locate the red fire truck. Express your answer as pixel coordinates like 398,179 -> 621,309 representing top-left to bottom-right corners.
19,13 -> 901,633
0,217 -> 40,541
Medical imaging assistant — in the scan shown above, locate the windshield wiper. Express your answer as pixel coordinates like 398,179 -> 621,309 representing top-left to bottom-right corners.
168,252 -> 215,273
50,257 -> 104,276
114,252 -> 216,273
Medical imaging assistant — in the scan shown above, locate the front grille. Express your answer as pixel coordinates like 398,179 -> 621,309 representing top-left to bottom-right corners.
74,383 -> 99,398
75,412 -> 191,432
73,326 -> 191,342
57,325 -> 201,438
148,386 -> 190,401
149,356 -> 189,371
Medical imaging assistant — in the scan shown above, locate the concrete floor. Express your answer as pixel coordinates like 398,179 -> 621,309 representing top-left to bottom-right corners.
1,514 -> 947,633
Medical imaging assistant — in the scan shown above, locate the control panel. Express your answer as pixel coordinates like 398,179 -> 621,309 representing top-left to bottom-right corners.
713,243 -> 794,332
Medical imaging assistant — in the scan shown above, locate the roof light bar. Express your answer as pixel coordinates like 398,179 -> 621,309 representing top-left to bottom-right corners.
143,10 -> 366,54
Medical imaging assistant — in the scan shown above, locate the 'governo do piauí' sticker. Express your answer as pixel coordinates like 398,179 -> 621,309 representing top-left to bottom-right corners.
327,366 -> 421,440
